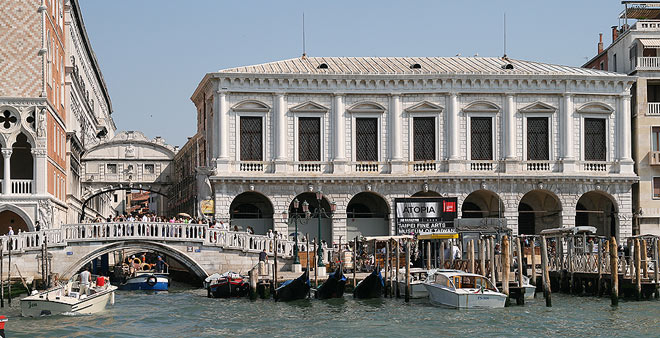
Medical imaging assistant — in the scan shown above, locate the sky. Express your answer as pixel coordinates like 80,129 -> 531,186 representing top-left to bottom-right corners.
79,0 -> 625,147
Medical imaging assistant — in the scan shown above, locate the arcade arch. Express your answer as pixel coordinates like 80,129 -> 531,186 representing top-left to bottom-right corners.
517,190 -> 562,235
461,190 -> 504,218
346,192 -> 390,239
575,191 -> 618,237
230,192 -> 274,235
288,192 -> 332,243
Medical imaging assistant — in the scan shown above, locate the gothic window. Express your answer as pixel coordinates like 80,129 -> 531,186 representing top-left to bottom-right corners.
355,118 -> 378,161
413,117 -> 435,161
298,117 -> 320,161
471,117 -> 492,160
240,116 -> 263,161
584,118 -> 606,161
26,110 -> 35,130
0,110 -> 17,130
527,117 -> 549,160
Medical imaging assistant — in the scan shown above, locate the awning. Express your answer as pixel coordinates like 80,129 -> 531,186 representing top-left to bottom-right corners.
639,38 -> 660,48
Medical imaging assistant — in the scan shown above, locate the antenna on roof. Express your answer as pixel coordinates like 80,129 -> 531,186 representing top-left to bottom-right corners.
302,12 -> 307,59
503,12 -> 507,58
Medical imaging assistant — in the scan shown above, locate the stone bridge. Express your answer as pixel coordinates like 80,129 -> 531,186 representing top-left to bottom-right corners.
0,222 -> 327,283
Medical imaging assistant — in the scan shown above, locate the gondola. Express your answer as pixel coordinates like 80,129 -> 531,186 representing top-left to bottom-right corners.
207,272 -> 249,298
353,268 -> 384,299
275,270 -> 310,301
315,268 -> 347,299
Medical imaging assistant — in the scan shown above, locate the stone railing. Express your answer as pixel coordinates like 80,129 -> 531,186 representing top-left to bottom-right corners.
648,102 -> 660,115
412,161 -> 437,172
0,222 -> 332,260
636,56 -> 660,70
238,161 -> 265,172
582,161 -> 608,172
469,160 -> 495,171
523,161 -> 553,172
354,162 -> 380,173
11,179 -> 33,194
295,161 -> 325,173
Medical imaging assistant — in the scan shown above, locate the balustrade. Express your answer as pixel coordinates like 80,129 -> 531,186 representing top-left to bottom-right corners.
11,179 -> 33,194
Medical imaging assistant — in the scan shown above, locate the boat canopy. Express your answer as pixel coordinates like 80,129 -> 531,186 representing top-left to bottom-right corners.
540,226 -> 597,236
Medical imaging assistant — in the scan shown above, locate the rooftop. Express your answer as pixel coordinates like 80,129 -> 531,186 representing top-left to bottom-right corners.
216,56 -> 619,77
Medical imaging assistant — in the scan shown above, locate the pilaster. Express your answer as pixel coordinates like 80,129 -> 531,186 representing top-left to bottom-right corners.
273,93 -> 288,173
2,148 -> 12,194
332,94 -> 348,173
447,93 -> 461,172
561,94 -> 576,172
216,91 -> 230,173
389,94 -> 405,173
32,148 -> 47,195
618,94 -> 634,173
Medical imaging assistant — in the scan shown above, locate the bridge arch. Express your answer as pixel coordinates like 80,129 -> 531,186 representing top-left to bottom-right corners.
60,240 -> 208,280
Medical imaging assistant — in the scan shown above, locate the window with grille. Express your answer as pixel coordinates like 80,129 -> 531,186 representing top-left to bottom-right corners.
240,116 -> 263,161
654,177 -> 660,198
355,118 -> 378,161
470,117 -> 492,160
584,118 -> 606,161
653,127 -> 660,152
413,117 -> 435,161
106,164 -> 117,174
527,117 -> 549,160
298,117 -> 320,161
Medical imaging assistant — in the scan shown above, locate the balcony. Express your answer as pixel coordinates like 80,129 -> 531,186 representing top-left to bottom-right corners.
295,162 -> 326,173
635,57 -> 660,71
523,161 -> 553,172
238,161 -> 265,172
582,161 -> 609,172
354,162 -> 381,173
469,160 -> 496,171
412,161 -> 437,172
11,179 -> 33,194
648,102 -> 660,115
650,151 -> 660,166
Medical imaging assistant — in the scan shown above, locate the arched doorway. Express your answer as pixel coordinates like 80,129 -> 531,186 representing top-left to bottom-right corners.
230,192 -> 274,235
288,192 -> 332,243
346,192 -> 390,239
0,210 -> 30,233
518,190 -> 562,235
461,190 -> 504,218
575,191 -> 617,237
411,190 -> 441,197
11,133 -> 33,193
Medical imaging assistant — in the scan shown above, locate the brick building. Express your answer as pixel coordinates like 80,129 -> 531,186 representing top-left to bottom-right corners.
0,0 -> 115,232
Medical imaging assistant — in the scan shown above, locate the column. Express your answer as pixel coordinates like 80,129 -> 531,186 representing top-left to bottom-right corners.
390,94 -> 405,173
562,94 -> 576,172
216,91 -> 229,171
1,148 -> 11,194
333,94 -> 347,173
274,93 -> 288,172
504,94 -> 517,172
618,94 -> 634,173
447,93 -> 461,171
210,97 -> 218,159
32,148 -> 47,195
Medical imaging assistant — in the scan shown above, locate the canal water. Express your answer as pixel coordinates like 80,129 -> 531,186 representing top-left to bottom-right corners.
2,285 -> 659,337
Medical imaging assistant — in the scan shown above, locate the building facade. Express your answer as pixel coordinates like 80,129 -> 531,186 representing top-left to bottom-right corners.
0,0 -> 115,233
192,56 -> 637,244
169,132 -> 206,218
584,1 -> 660,236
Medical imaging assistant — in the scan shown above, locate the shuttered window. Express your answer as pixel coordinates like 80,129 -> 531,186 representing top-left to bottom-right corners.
652,127 -> 660,152
240,116 -> 262,161
584,118 -> 606,161
654,177 -> 660,198
471,117 -> 492,160
355,118 -> 378,161
413,117 -> 435,161
298,117 -> 320,161
527,117 -> 549,160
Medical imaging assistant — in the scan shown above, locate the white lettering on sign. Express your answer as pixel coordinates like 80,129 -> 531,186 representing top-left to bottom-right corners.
396,202 -> 439,218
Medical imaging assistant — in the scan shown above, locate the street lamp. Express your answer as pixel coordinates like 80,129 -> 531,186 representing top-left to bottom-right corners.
283,198 -> 308,265
309,190 -> 337,268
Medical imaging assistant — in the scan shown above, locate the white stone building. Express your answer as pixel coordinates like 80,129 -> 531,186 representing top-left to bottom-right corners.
192,56 -> 637,244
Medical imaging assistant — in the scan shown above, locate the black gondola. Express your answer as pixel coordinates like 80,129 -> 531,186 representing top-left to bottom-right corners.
315,269 -> 347,299
353,269 -> 384,299
275,270 -> 310,301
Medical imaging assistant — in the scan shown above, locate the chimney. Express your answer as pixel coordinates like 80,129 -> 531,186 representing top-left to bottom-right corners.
598,33 -> 604,54
612,26 -> 619,42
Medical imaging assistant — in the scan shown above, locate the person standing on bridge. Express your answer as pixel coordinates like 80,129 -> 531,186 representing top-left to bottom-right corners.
6,226 -> 13,236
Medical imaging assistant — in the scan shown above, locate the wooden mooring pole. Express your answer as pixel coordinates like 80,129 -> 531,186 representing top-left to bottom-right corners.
489,238 -> 496,285
515,237 -> 525,305
439,241 -> 445,269
426,240 -> 431,270
0,246 -> 3,308
610,237 -> 619,306
405,240 -> 411,303
531,237 -> 537,286
597,238 -> 603,296
385,240 -> 390,297
502,235 -> 510,305
249,268 -> 257,300
353,236 -> 357,289
540,236 -> 551,307
7,241 -> 11,306
654,238 -> 660,299
314,238 -> 318,288
640,238 -> 648,280
479,239 -> 486,276
395,239 -> 400,298
273,235 -> 278,299
634,238 -> 642,300
468,240 -> 475,273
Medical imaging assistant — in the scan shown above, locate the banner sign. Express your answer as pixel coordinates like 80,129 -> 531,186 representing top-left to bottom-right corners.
395,197 -> 457,235
200,199 -> 214,215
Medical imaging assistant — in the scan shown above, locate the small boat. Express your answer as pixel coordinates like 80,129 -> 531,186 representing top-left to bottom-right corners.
520,275 -> 536,300
424,269 -> 507,309
21,276 -> 117,317
206,271 -> 249,298
315,269 -> 347,299
396,268 -> 431,298
275,270 -> 310,301
119,271 -> 169,291
353,269 -> 384,299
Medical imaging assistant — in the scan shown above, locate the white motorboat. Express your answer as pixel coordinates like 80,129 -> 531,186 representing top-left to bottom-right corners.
424,269 -> 507,309
21,276 -> 117,317
396,268 -> 431,298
